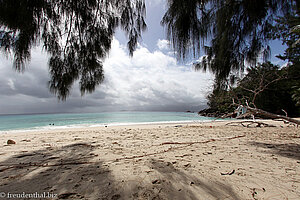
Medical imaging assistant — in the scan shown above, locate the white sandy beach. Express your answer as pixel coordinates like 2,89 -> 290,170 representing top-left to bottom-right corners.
0,120 -> 299,199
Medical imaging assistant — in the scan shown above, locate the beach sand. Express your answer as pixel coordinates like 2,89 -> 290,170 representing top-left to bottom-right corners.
0,120 -> 299,199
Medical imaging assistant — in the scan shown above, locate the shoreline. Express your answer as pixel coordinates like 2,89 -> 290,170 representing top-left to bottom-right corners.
2,117 -> 299,135
0,119 -> 223,134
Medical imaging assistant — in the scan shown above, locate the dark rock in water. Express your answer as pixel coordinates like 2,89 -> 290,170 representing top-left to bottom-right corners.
7,139 -> 16,144
186,110 -> 194,113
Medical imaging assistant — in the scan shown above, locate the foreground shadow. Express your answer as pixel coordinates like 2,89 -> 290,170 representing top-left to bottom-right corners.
250,142 -> 300,160
0,142 -> 119,199
0,144 -> 241,199
144,159 -> 240,200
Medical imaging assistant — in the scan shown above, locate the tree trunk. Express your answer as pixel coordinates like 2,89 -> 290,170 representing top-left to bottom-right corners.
246,107 -> 300,125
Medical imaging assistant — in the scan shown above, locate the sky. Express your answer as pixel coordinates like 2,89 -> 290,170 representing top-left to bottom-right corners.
0,0 -> 286,115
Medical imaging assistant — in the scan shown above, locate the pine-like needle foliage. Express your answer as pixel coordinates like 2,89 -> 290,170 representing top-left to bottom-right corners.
162,0 -> 296,83
0,0 -> 146,100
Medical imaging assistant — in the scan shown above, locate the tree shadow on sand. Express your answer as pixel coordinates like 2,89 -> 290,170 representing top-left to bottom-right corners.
121,159 -> 241,200
0,144 -> 241,200
0,142 -> 120,200
250,142 -> 300,160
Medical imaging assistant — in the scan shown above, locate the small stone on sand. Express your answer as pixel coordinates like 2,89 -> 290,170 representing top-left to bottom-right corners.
7,139 -> 16,145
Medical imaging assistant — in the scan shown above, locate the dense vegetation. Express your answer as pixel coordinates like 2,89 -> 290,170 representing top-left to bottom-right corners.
200,62 -> 300,117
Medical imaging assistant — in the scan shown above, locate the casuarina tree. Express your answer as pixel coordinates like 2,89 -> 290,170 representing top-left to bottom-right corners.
0,0 -> 146,100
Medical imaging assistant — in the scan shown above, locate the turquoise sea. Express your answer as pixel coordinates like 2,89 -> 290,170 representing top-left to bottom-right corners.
0,111 -> 215,132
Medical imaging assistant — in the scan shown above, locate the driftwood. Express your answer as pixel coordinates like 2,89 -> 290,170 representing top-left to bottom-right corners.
227,99 -> 300,126
246,107 -> 300,126
273,118 -> 298,126
225,106 -> 300,127
159,139 -> 216,145
226,121 -> 276,128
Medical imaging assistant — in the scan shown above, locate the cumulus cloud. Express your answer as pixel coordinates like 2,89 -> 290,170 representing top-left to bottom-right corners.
94,39 -> 213,111
157,39 -> 170,51
0,39 -> 213,114
147,0 -> 165,7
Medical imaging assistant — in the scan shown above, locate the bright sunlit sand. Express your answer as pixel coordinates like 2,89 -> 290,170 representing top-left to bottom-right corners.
0,120 -> 299,199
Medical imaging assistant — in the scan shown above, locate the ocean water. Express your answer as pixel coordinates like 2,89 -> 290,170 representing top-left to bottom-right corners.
0,111 -> 215,132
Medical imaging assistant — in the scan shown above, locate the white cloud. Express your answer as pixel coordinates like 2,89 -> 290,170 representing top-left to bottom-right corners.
147,0 -> 165,7
98,39 -> 214,110
156,39 -> 170,51
7,79 -> 16,90
0,39 -> 214,114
